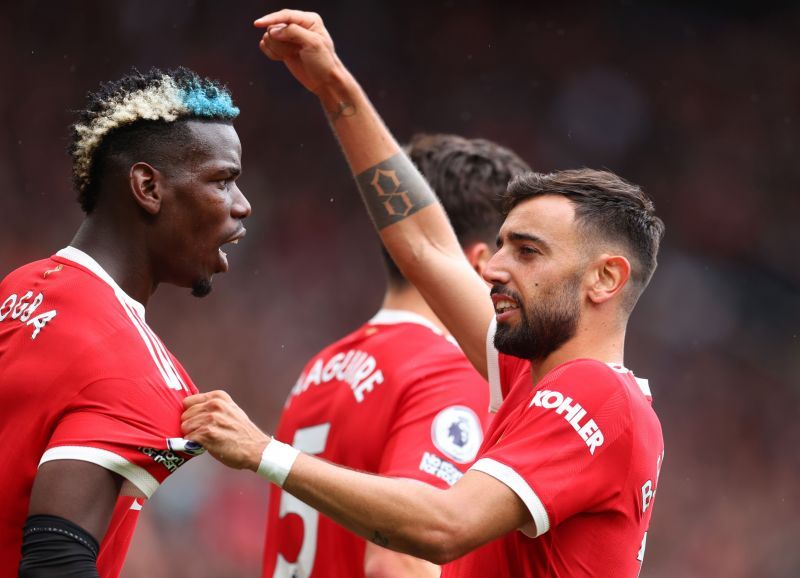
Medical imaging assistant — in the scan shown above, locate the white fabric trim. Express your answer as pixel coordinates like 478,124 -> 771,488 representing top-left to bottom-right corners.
485,318 -> 503,413
605,362 -> 652,398
368,308 -> 444,334
39,446 -> 160,499
470,457 -> 550,537
56,247 -> 145,318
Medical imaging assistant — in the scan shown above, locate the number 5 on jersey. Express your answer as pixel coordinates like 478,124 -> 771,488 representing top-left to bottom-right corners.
272,423 -> 331,578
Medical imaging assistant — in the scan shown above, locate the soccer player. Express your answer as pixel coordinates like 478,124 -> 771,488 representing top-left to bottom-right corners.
0,67 -> 250,577
263,133 -> 530,578
181,9 -> 666,577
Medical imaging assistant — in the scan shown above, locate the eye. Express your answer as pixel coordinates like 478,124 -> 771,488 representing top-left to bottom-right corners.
216,178 -> 230,190
519,245 -> 540,257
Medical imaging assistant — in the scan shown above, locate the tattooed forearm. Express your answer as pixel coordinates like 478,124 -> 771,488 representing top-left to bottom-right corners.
356,153 -> 437,230
329,101 -> 356,121
371,530 -> 390,548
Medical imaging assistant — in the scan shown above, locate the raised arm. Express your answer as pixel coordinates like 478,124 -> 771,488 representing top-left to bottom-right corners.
254,10 -> 495,375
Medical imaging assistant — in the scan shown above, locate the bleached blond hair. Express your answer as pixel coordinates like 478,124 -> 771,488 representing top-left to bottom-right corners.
69,67 -> 239,212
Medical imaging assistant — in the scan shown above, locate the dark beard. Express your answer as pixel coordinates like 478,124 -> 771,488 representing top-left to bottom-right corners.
492,277 -> 581,361
191,278 -> 213,298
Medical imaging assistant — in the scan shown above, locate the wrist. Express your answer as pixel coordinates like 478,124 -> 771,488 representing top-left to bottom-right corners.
256,439 -> 300,487
316,63 -> 361,117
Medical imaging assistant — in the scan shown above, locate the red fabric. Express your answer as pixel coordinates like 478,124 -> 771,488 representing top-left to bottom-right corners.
443,356 -> 664,578
0,255 -> 199,578
262,317 -> 491,578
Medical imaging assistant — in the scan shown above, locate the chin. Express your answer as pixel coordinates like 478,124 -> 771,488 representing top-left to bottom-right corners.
191,278 -> 213,298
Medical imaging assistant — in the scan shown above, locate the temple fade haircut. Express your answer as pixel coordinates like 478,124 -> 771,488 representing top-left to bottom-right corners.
69,67 -> 240,213
382,134 -> 531,287
502,169 -> 665,312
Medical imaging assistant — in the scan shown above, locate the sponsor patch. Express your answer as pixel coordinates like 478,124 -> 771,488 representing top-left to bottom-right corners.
431,406 -> 483,464
419,451 -> 463,486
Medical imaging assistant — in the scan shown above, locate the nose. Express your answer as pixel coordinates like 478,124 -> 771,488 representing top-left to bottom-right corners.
231,184 -> 252,219
482,250 -> 511,286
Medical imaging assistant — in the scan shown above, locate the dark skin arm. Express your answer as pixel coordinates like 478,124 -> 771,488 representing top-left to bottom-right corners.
28,461 -> 123,542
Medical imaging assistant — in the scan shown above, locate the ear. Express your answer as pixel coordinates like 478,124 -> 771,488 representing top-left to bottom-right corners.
587,254 -> 630,305
129,162 -> 163,215
463,242 -> 493,278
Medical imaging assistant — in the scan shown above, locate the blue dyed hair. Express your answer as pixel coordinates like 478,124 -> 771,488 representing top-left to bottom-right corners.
70,67 -> 239,213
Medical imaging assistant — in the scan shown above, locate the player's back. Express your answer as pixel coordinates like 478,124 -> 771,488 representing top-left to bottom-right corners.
0,250 -> 198,577
263,310 -> 490,578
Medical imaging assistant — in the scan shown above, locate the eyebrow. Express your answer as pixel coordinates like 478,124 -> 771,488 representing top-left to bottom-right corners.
212,165 -> 241,178
497,231 -> 552,252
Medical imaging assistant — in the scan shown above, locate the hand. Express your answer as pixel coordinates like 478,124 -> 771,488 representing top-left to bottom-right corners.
254,9 -> 347,96
181,390 -> 269,471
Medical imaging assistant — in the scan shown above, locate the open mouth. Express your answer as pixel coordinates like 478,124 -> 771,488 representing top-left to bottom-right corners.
217,229 -> 246,272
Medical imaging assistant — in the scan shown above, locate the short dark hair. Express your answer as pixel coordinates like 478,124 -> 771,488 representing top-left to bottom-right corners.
69,67 -> 239,213
502,169 -> 665,310
382,133 -> 531,287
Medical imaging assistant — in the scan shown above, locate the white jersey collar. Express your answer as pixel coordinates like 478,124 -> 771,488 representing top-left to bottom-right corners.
368,309 -> 444,334
606,362 -> 652,397
56,246 -> 146,318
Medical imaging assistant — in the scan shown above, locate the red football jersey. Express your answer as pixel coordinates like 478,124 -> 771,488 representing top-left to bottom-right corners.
263,309 -> 491,578
0,247 -> 201,578
442,320 -> 664,577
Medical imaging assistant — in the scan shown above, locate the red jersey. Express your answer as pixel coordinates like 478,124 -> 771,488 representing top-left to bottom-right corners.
0,247 -> 201,578
442,320 -> 664,577
263,309 -> 491,578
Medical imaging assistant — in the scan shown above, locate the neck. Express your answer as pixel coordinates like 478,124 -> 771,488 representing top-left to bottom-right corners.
69,215 -> 155,307
381,283 -> 447,334
528,319 -> 627,384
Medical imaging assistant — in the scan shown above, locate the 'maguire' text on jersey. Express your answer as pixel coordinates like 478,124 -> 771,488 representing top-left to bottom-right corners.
0,248 -> 200,578
442,320 -> 664,577
263,310 -> 491,578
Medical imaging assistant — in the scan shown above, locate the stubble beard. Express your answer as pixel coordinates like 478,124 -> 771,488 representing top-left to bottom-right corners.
493,275 -> 582,362
191,278 -> 213,298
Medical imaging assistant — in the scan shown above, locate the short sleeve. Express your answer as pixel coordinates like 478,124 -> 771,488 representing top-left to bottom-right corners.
377,355 -> 490,489
41,378 -> 194,499
471,361 -> 633,537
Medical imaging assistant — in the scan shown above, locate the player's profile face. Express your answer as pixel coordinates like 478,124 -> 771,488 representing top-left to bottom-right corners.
487,196 -> 586,360
155,121 -> 250,297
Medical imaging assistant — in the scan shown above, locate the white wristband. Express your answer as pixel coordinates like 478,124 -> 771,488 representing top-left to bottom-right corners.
257,440 -> 300,487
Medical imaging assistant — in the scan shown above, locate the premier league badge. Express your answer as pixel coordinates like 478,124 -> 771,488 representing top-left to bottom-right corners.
431,406 -> 483,464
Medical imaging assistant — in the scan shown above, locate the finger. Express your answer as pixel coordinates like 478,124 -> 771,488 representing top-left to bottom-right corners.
260,36 -> 299,61
183,393 -> 212,408
254,9 -> 320,30
267,22 -> 328,50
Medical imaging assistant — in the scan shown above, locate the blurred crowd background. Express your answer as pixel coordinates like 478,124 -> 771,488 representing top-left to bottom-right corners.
2,1 -> 798,576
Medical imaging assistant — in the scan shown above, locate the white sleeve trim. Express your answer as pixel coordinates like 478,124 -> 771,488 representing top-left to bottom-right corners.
39,446 -> 160,499
485,318 -> 503,413
470,457 -> 550,538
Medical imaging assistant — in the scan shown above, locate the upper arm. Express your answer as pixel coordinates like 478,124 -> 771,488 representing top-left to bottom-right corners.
380,205 -> 495,377
27,460 -> 122,542
437,469 -> 532,560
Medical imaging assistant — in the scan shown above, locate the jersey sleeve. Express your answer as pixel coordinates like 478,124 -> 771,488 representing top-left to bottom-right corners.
377,352 -> 490,489
470,361 -> 633,537
41,378 -> 194,499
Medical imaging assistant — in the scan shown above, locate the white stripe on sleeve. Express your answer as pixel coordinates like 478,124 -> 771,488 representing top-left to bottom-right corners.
39,446 -> 160,499
470,457 -> 550,537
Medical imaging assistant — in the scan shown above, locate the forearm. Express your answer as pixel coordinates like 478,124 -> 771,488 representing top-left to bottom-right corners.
316,71 -> 493,373
363,542 -> 440,578
282,452 -> 460,564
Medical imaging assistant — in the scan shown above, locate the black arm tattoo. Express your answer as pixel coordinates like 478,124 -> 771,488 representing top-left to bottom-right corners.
355,153 -> 437,230
371,530 -> 390,548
